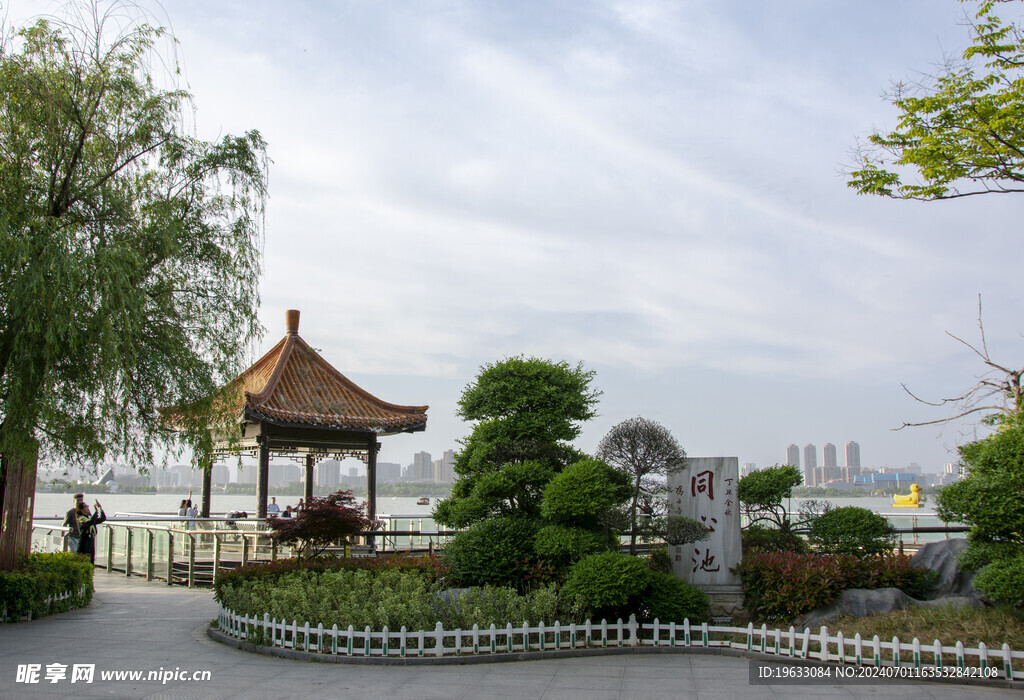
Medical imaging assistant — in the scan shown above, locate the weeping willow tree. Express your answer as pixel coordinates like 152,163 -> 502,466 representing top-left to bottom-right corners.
0,1 -> 269,569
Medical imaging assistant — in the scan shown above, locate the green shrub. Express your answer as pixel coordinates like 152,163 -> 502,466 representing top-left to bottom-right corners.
646,548 -> 674,574
0,553 -> 93,621
742,525 -> 807,554
808,506 -> 895,556
213,552 -> 446,597
430,584 -> 576,628
442,515 -> 539,588
640,572 -> 710,623
534,525 -> 606,569
561,551 -> 652,621
972,551 -> 1024,606
215,561 -> 575,630
735,551 -> 933,622
540,457 -> 631,529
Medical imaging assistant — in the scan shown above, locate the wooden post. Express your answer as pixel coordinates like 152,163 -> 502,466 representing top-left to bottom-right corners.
304,454 -> 314,505
256,435 -> 270,519
367,438 -> 379,551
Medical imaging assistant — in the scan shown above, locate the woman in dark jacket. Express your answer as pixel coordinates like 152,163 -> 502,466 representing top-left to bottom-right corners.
76,501 -> 106,563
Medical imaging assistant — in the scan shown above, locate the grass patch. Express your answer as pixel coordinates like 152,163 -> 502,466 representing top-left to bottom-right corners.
828,604 -> 1024,651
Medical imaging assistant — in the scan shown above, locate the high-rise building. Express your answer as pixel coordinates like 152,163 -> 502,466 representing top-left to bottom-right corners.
803,443 -> 817,487
785,444 -> 800,468
845,441 -> 860,468
377,462 -> 401,482
410,451 -> 433,481
316,459 -> 341,487
211,464 -> 230,485
433,449 -> 455,484
822,443 -> 837,468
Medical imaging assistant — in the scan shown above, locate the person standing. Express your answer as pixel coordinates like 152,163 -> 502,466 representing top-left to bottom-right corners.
296,498 -> 305,513
185,499 -> 198,530
76,500 -> 106,563
63,493 -> 84,552
267,497 -> 280,516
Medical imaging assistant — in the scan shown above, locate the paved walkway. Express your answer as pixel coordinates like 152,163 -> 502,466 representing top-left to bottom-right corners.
0,572 -> 1021,699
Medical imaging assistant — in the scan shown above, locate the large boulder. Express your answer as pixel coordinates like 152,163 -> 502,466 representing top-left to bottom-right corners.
796,587 -> 981,629
910,538 -> 977,599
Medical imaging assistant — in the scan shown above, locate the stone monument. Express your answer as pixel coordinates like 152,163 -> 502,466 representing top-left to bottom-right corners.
667,456 -> 744,618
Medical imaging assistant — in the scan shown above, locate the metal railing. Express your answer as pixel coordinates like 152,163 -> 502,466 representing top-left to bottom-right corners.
32,511 -> 970,588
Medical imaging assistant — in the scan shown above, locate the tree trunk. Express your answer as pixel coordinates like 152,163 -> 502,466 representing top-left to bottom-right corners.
629,478 -> 642,554
200,458 -> 212,518
0,440 -> 39,571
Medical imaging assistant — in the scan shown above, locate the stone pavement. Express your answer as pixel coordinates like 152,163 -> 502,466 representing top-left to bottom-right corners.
0,571 -> 1021,699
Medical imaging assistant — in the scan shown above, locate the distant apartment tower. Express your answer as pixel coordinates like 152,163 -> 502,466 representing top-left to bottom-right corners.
845,441 -> 860,468
803,443 -> 817,487
820,443 -> 842,483
433,449 -> 455,484
843,441 -> 861,482
316,459 -> 341,487
377,462 -> 401,482
785,444 -> 800,468
410,451 -> 433,481
211,464 -> 230,485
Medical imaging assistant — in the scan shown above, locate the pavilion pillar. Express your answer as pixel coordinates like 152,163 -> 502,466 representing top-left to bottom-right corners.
304,455 -> 314,505
366,437 -> 379,522
200,457 -> 213,518
256,437 -> 270,519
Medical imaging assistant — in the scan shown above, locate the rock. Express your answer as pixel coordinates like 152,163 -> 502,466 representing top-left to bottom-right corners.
910,538 -> 977,599
796,588 -> 915,629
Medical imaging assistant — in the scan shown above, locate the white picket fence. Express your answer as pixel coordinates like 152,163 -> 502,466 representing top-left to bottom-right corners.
217,605 -> 1024,680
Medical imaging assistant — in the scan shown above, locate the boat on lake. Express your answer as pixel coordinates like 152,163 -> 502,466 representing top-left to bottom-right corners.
416,496 -> 430,505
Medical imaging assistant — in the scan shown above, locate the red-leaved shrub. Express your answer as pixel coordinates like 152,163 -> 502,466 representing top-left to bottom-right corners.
734,551 -> 933,621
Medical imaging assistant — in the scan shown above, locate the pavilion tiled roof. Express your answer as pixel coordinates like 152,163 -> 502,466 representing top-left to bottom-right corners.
226,311 -> 428,434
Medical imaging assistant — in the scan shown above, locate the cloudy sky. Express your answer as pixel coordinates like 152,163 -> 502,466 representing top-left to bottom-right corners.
6,0 -> 1023,473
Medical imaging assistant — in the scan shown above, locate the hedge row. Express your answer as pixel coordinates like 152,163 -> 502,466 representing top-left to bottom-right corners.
1,553 -> 94,622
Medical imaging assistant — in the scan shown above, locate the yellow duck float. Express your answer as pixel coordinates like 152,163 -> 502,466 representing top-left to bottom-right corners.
892,483 -> 922,508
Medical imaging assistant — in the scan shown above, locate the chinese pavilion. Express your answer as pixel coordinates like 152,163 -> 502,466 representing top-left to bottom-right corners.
194,310 -> 427,520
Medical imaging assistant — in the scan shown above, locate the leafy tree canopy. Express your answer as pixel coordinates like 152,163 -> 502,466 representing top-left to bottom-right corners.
0,1 -> 268,567
596,416 -> 686,553
434,356 -> 599,529
936,414 -> 1024,604
848,0 -> 1024,200
737,464 -> 804,532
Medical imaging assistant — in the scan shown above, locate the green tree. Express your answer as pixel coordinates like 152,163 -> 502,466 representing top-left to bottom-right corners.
737,465 -> 805,532
596,416 -> 687,554
937,412 -> 1024,604
433,356 -> 601,587
0,3 -> 268,568
433,356 -> 599,529
848,0 -> 1024,200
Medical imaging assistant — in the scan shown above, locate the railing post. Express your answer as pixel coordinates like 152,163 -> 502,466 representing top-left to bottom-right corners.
145,530 -> 154,582
125,527 -> 133,577
105,526 -> 114,573
167,531 -> 174,585
241,535 -> 249,567
213,534 -> 221,583
187,534 -> 196,588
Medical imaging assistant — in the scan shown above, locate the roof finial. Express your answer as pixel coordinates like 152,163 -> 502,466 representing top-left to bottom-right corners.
285,309 -> 300,335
